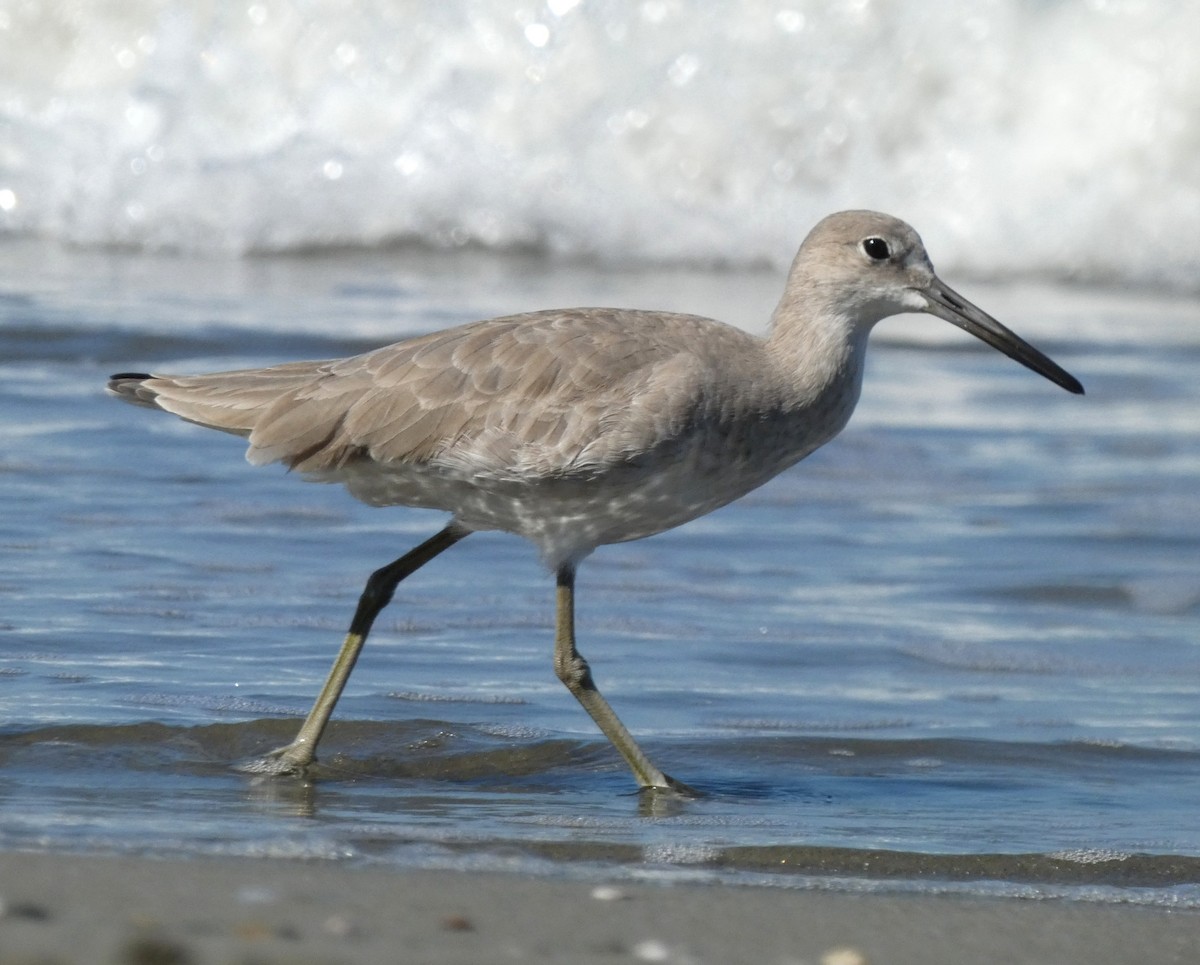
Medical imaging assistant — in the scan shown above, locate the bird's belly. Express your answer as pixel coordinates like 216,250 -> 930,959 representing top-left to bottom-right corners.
310,436 -> 813,568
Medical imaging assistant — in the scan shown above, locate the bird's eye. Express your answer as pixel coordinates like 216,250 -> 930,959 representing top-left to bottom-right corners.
860,237 -> 891,261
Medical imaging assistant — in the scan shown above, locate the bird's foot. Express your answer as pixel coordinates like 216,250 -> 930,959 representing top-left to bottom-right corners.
234,742 -> 314,778
634,774 -> 701,816
643,773 -> 702,799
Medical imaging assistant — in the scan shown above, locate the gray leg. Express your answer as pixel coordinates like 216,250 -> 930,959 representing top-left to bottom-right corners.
239,523 -> 469,775
553,563 -> 695,794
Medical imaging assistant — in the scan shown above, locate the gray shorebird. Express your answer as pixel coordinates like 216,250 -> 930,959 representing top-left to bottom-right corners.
108,210 -> 1083,793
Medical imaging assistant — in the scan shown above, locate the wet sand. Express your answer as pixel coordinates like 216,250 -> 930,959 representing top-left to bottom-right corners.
0,851 -> 1195,964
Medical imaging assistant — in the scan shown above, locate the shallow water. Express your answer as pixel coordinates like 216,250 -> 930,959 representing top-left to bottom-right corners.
2,239 -> 1199,905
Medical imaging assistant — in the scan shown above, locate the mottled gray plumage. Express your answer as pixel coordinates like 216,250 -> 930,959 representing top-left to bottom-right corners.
107,210 -> 1082,790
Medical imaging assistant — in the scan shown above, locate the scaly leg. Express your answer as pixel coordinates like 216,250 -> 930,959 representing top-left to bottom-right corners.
553,563 -> 695,794
239,523 -> 469,775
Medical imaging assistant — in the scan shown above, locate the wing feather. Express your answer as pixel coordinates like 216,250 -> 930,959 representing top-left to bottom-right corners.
112,309 -> 768,480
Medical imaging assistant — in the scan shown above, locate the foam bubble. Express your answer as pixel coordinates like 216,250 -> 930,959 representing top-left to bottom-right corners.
1,0 -> 1197,288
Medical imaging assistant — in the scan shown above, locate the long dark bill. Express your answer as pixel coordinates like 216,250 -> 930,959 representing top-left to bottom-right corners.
921,277 -> 1084,395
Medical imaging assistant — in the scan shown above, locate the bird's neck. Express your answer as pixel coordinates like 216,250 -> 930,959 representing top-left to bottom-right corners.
764,296 -> 872,408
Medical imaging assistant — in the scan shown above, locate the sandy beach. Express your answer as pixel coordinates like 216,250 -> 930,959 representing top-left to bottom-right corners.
0,851 -> 1194,965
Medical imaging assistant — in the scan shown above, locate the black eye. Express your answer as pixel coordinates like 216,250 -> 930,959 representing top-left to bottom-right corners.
861,237 -> 890,261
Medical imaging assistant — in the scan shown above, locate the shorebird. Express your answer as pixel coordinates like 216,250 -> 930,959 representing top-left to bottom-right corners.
108,210 -> 1083,793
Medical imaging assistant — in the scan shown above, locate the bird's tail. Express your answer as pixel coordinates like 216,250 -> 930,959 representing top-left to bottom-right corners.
106,372 -> 162,408
105,364 -> 328,440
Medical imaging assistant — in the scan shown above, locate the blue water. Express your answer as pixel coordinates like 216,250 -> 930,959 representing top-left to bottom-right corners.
2,238 -> 1198,905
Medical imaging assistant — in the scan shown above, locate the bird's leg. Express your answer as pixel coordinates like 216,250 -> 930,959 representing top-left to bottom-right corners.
238,523 -> 469,776
553,563 -> 696,795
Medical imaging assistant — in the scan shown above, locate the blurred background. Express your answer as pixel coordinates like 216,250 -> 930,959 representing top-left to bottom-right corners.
1,0 -> 1196,286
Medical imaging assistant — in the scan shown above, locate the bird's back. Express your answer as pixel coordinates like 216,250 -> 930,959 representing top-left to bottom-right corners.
111,309 -> 762,468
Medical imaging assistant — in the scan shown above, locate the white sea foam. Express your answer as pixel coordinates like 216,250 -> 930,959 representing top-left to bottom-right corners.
1,0 -> 1197,287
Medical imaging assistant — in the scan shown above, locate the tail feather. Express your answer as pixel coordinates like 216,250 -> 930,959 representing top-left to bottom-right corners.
107,360 -> 343,445
106,373 -> 161,408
